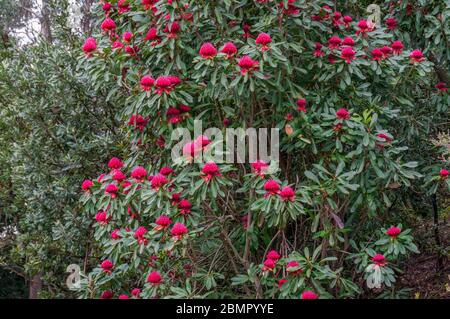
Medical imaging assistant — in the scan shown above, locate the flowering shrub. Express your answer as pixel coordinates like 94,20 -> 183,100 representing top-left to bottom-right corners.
74,1 -> 449,299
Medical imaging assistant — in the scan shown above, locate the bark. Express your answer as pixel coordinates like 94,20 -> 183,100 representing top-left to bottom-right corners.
431,194 -> 444,271
40,0 -> 52,43
80,0 -> 95,35
29,273 -> 42,299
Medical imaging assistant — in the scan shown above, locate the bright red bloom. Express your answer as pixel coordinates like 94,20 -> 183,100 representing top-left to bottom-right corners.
164,21 -> 180,38
296,99 -> 307,112
178,199 -> 192,215
101,18 -> 116,31
199,43 -> 217,59
328,36 -> 341,49
356,19 -> 373,35
118,294 -> 129,299
371,48 -> 384,61
182,141 -> 202,159
342,36 -> 355,47
372,253 -> 386,266
343,15 -> 353,28
341,47 -> 355,63
280,186 -> 295,201
267,250 -> 281,261
96,210 -> 109,225
221,42 -> 237,58
202,162 -> 221,181
336,108 -> 350,120
313,42 -> 325,57
385,18 -> 397,30
251,160 -> 269,177
128,114 -> 149,131
155,76 -> 175,94
278,279 -> 288,289
262,259 -> 276,271
391,40 -> 404,54
147,271 -> 162,285
101,260 -> 114,273
134,226 -> 148,245
195,135 -> 211,147
301,290 -> 318,299
238,56 -> 259,75
287,261 -> 303,275
264,179 -> 280,195
131,288 -> 141,297
117,0 -> 130,14
131,166 -> 147,182
112,41 -> 124,50
160,166 -> 174,176
101,290 -> 113,299
122,180 -> 132,194
155,215 -> 172,230
380,46 -> 393,57
144,27 -> 160,45
410,49 -> 425,63
102,3 -> 112,12
82,37 -> 97,55
440,169 -> 449,179
140,76 -> 155,91
82,179 -> 93,191
149,173 -> 167,190
113,170 -> 126,183
435,82 -> 448,92
111,229 -> 121,240
255,32 -> 272,52
108,157 -> 123,170
123,32 -> 133,43
171,222 -> 188,239
105,183 -> 119,198
386,226 -> 401,238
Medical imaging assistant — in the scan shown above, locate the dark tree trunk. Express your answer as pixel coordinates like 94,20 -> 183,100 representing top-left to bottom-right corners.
80,0 -> 95,35
431,194 -> 444,271
29,273 -> 42,299
40,0 -> 52,43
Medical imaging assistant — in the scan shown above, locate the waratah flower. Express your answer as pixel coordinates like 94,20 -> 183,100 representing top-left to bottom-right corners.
280,186 -> 295,201
111,229 -> 121,240
102,3 -> 112,12
221,42 -> 237,58
287,261 -> 303,275
128,114 -> 149,131
144,27 -> 160,45
328,36 -> 341,49
117,0 -> 129,13
122,180 -> 132,194
140,76 -> 155,91
101,260 -> 114,274
101,290 -> 113,299
251,160 -> 269,177
96,210 -> 108,225
264,179 -> 280,195
342,36 -> 355,47
297,99 -> 307,112
313,43 -> 325,57
101,18 -> 116,31
255,32 -> 272,52
391,40 -> 404,54
385,17 -> 397,30
356,20 -> 372,35
131,288 -> 141,297
380,46 -> 393,57
386,226 -> 401,238
81,179 -> 93,192
105,183 -> 119,198
372,253 -> 386,266
343,15 -> 352,28
332,11 -> 343,26
113,170 -> 126,183
440,169 -> 449,179
202,162 -> 221,181
238,56 -> 259,75
195,135 -> 211,148
164,21 -> 180,38
336,108 -> 350,120
151,173 -> 168,190
134,226 -> 148,245
178,199 -> 192,215
278,279 -> 288,289
301,290 -> 318,299
171,192 -> 181,204
410,49 -> 425,63
97,173 -> 106,183
125,45 -> 138,57
199,43 -> 217,59
118,294 -> 129,299
182,141 -> 202,159
376,132 -> 392,146
112,41 -> 124,50
123,32 -> 133,43
147,271 -> 162,285
155,215 -> 172,230
155,76 -> 175,94
435,82 -> 448,92
160,166 -> 174,176
171,222 -> 188,239
262,259 -> 276,271
267,250 -> 281,261
82,37 -> 97,55
131,166 -> 147,182
371,48 -> 384,61
108,157 -> 123,170
341,47 -> 355,63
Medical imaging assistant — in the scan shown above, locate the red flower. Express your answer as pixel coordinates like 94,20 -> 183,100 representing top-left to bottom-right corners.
131,166 -> 147,182
118,294 -> 129,299
372,253 -> 386,266
82,37 -> 97,55
178,199 -> 192,215
105,183 -> 119,198
151,173 -> 168,190
147,271 -> 162,285
341,47 -> 355,63
199,43 -> 218,59
380,46 -> 393,57
112,41 -> 124,50
343,15 -> 353,28
101,18 -> 116,31
251,160 -> 269,177
96,210 -> 109,225
356,20 -> 373,35
101,290 -> 113,299
113,170 -> 126,183
386,226 -> 401,238
202,162 -> 221,181
435,82 -> 448,92
410,49 -> 425,63
301,290 -> 318,299
111,229 -> 121,240
131,288 -> 141,297
81,179 -> 93,192
140,76 -> 155,91
195,135 -> 211,147
155,76 -> 176,94
280,186 -> 295,201
385,18 -> 397,30
371,48 -> 384,61
134,226 -> 148,245
287,261 -> 303,275
102,3 -> 112,12
117,0 -> 130,14
171,222 -> 188,239
160,166 -> 174,176
391,40 -> 404,54
267,250 -> 281,261
108,157 -> 124,170
164,21 -> 180,38
123,32 -> 133,44
221,42 -> 237,58
336,108 -> 350,120
296,99 -> 307,112
122,181 -> 132,194
255,32 -> 272,52
342,36 -> 355,47
328,36 -> 341,49
182,141 -> 202,159
440,169 -> 449,179
238,56 -> 259,75
278,279 -> 288,289
264,179 -> 280,195
262,259 -> 276,271
101,260 -> 114,274
313,42 -> 325,57
128,114 -> 149,131
155,215 -> 172,230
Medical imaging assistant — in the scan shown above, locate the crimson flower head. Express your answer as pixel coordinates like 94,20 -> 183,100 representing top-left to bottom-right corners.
147,271 -> 162,285
113,170 -> 126,183
280,186 -> 295,201
238,56 -> 259,75
255,32 -> 272,52
102,3 -> 112,12
385,17 -> 397,30
296,99 -> 307,112
108,157 -> 124,170
82,37 -> 97,55
251,160 -> 269,177
195,135 -> 211,148
341,47 -> 355,64
134,226 -> 148,244
128,114 -> 149,131
440,169 -> 449,179
155,76 -> 177,94
101,290 -> 113,299
164,21 -> 180,38
313,42 -> 325,57
202,162 -> 221,181
342,36 -> 355,47
111,229 -> 121,240
287,261 -> 303,275
372,253 -> 386,266
131,166 -> 147,182
112,41 -> 124,50
435,82 -> 447,92
82,179 -> 93,192
391,40 -> 404,54
144,27 -> 160,44
118,294 -> 129,299
183,141 -> 202,159
155,215 -> 172,230
123,32 -> 133,43
199,43 -> 218,59
267,250 -> 281,261
118,0 -> 130,13
151,173 -> 168,190
264,179 -> 280,195
301,290 -> 318,299
386,226 -> 401,238
171,222 -> 188,239
336,108 -> 350,120
328,36 -> 341,49
101,18 -> 116,31
131,288 -> 141,297
381,46 -> 393,57
105,183 -> 119,198
371,48 -> 384,61
343,15 -> 353,28
178,199 -> 192,215
356,19 -> 372,35
160,166 -> 174,176
96,210 -> 108,225
262,259 -> 276,271
410,49 -> 425,63
278,279 -> 288,289
221,42 -> 237,58
140,76 -> 155,91
101,260 -> 114,273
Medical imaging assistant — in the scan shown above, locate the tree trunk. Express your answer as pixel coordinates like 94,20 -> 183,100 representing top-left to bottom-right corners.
431,194 -> 444,271
80,0 -> 95,35
40,0 -> 52,43
29,273 -> 42,299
